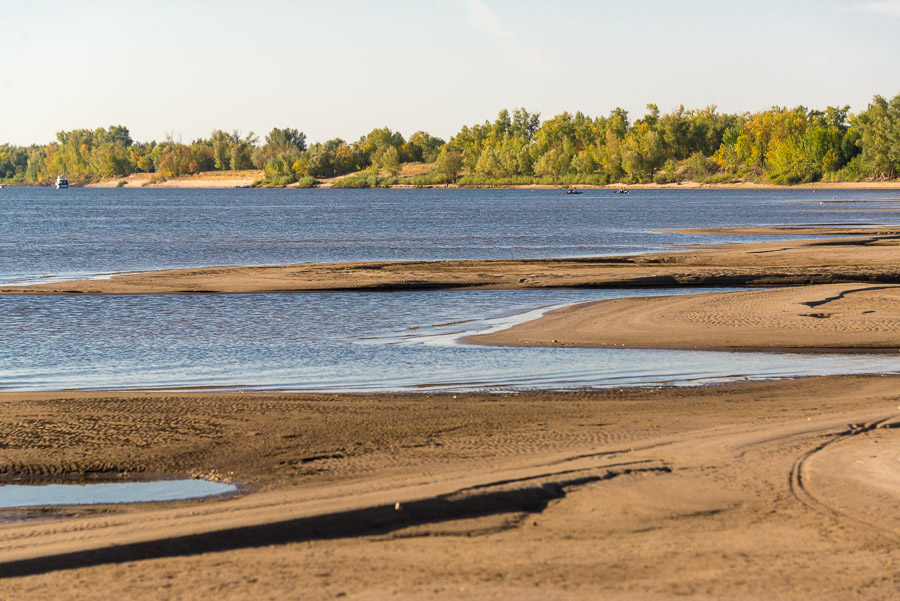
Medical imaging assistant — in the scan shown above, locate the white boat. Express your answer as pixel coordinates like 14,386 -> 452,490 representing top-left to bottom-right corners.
55,175 -> 69,189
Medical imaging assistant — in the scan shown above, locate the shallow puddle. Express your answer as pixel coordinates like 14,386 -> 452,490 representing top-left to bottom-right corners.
0,479 -> 237,509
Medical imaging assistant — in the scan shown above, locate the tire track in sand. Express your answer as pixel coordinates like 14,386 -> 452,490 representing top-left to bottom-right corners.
789,415 -> 900,539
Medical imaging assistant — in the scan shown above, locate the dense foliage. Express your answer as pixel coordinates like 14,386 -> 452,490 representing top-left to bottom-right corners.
4,92 -> 900,186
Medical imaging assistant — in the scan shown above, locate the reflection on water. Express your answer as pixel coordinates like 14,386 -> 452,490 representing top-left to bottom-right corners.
2,289 -> 898,392
0,479 -> 237,509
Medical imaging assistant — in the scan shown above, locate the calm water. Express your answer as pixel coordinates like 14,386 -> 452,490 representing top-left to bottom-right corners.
0,479 -> 237,509
2,187 -> 899,392
2,289 -> 898,392
1,187 -> 896,284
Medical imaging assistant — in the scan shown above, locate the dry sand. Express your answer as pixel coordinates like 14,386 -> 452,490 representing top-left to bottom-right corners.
4,230 -> 900,295
87,171 -> 261,188
1,379 -> 898,600
468,283 -> 900,352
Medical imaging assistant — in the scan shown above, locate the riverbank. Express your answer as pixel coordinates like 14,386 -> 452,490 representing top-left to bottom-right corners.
56,173 -> 900,190
4,229 -> 900,295
1,378 -> 898,599
450,180 -> 900,190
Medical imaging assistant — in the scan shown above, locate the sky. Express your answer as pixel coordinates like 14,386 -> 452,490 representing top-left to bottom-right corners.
2,0 -> 900,146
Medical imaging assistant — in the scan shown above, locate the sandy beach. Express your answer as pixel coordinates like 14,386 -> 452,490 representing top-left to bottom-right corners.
1,378 -> 898,599
3,227 -> 900,599
86,171 -> 262,189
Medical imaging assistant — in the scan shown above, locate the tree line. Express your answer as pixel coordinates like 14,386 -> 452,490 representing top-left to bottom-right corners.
2,92 -> 900,187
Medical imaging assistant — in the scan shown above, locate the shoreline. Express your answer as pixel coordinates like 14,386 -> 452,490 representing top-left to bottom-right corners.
7,176 -> 900,190
1,378 -> 898,599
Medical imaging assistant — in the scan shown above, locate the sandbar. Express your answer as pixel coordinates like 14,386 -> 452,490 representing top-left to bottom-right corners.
468,283 -> 900,352
4,231 -> 900,295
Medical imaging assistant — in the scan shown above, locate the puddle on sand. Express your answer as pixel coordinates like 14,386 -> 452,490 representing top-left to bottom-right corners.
0,479 -> 238,509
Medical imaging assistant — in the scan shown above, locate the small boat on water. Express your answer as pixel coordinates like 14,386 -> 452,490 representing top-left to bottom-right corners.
55,175 -> 68,189
566,187 -> 582,195
615,187 -> 629,194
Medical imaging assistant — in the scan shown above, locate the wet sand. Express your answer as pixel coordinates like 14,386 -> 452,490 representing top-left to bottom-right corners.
1,379 -> 898,600
3,230 -> 900,295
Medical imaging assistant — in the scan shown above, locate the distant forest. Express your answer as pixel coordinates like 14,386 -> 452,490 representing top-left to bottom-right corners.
3,92 -> 900,187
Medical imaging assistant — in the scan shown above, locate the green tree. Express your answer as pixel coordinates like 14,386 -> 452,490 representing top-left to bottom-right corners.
622,124 -> 664,181
209,130 -> 231,171
855,94 -> 900,179
266,127 -> 306,153
229,131 -> 258,170
660,105 -> 692,160
359,127 -> 405,167
381,146 -> 401,176
511,108 -> 541,140
404,131 -> 445,162
0,144 -> 30,180
253,127 -> 308,182
432,149 -> 464,183
714,127 -> 745,173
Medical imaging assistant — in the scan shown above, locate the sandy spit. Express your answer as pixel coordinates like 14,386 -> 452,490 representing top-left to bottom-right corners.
4,232 -> 900,295
467,283 -> 900,352
1,378 -> 899,600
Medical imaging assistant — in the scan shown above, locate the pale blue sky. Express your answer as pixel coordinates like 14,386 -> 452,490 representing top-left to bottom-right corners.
2,0 -> 899,145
